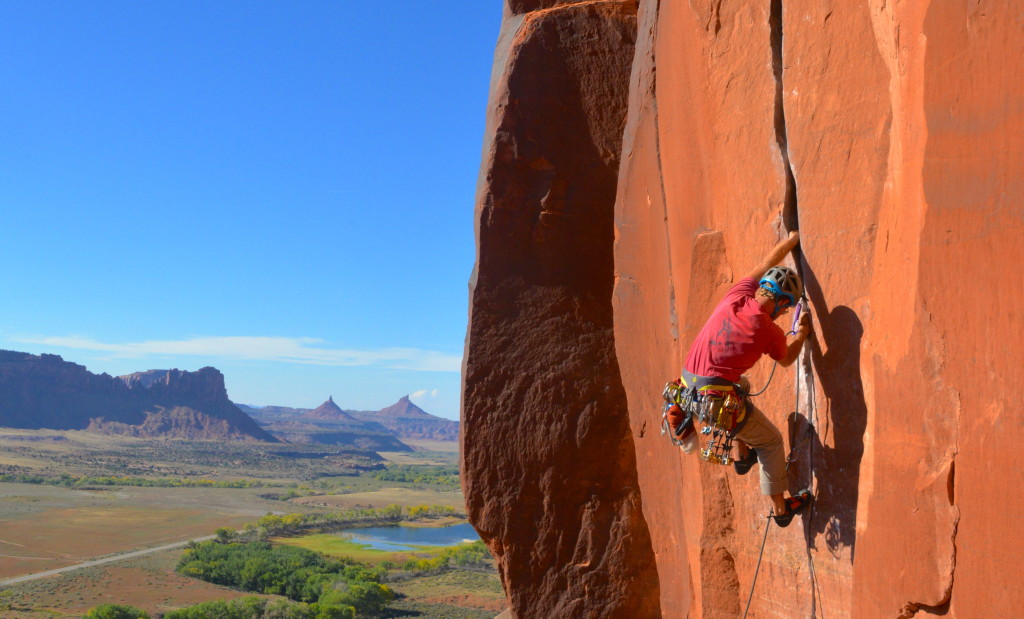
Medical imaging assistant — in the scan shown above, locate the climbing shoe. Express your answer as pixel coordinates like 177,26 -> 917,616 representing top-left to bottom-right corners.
773,489 -> 813,528
733,449 -> 758,475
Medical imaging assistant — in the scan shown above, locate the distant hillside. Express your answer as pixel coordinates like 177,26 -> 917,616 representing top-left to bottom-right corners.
242,397 -> 413,451
347,396 -> 459,441
0,351 -> 276,442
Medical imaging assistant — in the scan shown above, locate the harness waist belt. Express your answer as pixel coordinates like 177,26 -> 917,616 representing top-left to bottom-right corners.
680,369 -> 743,394
680,369 -> 750,435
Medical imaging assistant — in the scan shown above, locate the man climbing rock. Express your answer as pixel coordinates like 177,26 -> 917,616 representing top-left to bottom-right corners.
669,230 -> 812,526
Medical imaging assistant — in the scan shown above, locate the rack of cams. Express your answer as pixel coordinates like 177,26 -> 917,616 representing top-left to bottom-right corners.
663,380 -> 744,466
698,392 -> 744,465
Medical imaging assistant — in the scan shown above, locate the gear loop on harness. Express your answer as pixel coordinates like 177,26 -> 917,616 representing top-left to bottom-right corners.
660,370 -> 751,465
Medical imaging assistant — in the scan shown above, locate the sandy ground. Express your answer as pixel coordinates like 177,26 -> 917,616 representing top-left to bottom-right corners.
0,483 -> 288,579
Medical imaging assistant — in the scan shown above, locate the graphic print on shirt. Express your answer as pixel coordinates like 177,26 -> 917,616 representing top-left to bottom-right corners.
710,316 -> 738,357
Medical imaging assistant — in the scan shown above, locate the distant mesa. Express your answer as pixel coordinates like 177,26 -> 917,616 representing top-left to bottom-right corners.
0,349 -> 457,450
240,395 -> 460,445
242,396 -> 414,452
347,395 -> 459,441
0,350 -> 277,442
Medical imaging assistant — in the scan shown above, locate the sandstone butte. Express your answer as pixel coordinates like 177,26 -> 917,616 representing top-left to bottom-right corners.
462,1 -> 1023,617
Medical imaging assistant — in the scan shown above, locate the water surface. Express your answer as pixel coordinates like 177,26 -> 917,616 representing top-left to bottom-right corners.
333,522 -> 478,551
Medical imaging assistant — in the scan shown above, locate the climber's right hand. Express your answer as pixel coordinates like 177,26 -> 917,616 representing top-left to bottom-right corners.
797,311 -> 812,336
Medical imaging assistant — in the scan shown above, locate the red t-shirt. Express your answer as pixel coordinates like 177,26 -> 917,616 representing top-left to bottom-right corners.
684,277 -> 787,383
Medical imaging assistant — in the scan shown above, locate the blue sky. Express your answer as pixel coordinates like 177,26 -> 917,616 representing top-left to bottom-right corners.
0,3 -> 503,420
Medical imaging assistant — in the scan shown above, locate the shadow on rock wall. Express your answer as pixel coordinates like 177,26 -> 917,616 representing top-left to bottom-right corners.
786,264 -> 867,567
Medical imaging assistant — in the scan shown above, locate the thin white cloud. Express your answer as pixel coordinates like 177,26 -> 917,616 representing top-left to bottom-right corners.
15,335 -> 462,373
410,388 -> 441,400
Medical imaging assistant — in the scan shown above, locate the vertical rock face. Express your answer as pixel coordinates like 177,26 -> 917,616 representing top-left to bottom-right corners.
466,0 -> 1024,616
462,1 -> 660,618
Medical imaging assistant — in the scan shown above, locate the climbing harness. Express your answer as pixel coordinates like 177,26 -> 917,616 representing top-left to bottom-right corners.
660,297 -> 809,456
660,370 -> 749,465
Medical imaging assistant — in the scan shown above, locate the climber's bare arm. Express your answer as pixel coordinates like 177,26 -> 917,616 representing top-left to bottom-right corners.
744,231 -> 800,282
779,312 -> 811,367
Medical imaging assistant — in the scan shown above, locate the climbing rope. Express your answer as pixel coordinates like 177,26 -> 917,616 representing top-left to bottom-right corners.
744,360 -> 778,397
786,295 -> 812,469
794,291 -> 824,615
743,296 -> 810,618
742,514 -> 774,619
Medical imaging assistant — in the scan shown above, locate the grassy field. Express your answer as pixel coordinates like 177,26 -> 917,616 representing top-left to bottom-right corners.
377,442 -> 457,465
292,486 -> 465,511
0,428 -> 382,482
0,428 -> 499,617
402,438 -> 459,453
0,546 -> 271,618
0,483 -> 294,578
389,570 -> 505,617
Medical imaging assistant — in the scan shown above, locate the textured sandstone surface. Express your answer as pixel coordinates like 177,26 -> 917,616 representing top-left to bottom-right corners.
463,1 -> 659,617
465,0 -> 1023,617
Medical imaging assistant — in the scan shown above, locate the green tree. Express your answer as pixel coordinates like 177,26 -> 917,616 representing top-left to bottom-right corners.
83,603 -> 151,619
313,603 -> 355,619
319,582 -> 394,616
258,513 -> 284,532
380,503 -> 402,520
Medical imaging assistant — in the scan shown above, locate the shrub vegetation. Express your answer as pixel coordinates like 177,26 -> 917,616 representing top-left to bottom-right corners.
83,604 -> 150,619
176,540 -> 394,612
163,596 -> 354,619
369,464 -> 459,489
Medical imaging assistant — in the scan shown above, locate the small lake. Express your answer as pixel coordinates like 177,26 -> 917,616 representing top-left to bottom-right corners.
332,522 -> 479,552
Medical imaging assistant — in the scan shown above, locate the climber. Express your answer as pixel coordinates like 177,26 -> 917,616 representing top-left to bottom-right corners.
670,230 -> 812,527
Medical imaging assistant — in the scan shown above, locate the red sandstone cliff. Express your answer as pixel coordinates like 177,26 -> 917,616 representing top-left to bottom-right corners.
464,1 -> 1023,617
463,1 -> 659,617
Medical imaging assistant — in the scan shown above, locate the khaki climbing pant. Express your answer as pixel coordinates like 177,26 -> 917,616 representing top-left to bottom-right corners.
733,403 -> 788,496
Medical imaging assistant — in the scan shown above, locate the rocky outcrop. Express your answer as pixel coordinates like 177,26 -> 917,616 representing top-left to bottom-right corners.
462,2 -> 660,618
260,420 -> 412,452
86,406 -> 260,441
375,395 -> 435,419
465,1 -> 1023,617
306,396 -> 357,422
348,396 -> 460,441
0,351 -> 276,442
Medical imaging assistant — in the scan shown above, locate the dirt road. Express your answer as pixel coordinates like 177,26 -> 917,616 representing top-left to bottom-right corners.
0,535 -> 215,587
